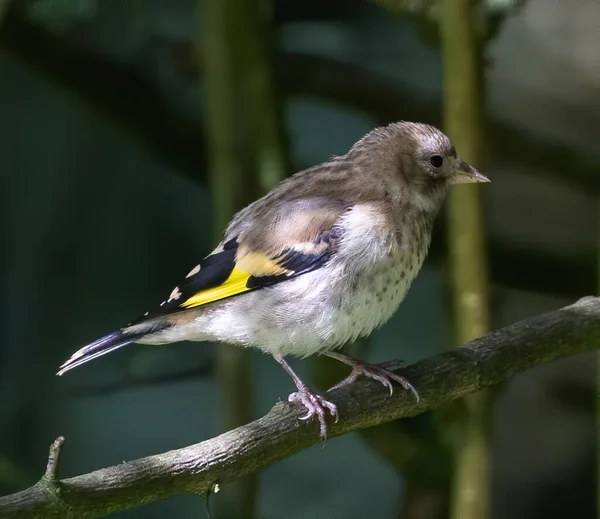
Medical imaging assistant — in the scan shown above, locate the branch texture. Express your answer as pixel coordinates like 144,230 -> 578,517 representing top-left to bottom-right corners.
1,297 -> 599,519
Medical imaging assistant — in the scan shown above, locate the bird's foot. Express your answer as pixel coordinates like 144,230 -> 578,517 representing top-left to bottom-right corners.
328,359 -> 419,402
288,385 -> 339,440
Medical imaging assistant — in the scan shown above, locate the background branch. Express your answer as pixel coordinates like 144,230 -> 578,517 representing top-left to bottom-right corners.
199,0 -> 258,515
0,0 -> 9,27
1,297 -> 598,519
0,9 -> 597,194
199,0 -> 287,516
0,9 -> 594,300
441,0 -> 492,516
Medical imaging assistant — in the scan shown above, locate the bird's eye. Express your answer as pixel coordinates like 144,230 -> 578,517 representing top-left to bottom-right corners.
429,155 -> 443,168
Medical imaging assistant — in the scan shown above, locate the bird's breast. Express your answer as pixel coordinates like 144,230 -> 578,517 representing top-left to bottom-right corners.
331,240 -> 425,342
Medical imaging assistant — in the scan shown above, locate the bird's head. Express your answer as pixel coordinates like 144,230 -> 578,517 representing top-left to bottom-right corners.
349,121 -> 490,212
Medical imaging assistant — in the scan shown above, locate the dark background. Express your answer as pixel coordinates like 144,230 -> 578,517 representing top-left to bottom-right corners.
1,1 -> 597,518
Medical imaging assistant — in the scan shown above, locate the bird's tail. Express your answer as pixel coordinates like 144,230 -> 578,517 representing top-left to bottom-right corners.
56,325 -> 158,376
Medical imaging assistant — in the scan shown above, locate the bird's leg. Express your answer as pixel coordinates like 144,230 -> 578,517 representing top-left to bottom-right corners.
274,354 -> 338,440
325,352 -> 419,402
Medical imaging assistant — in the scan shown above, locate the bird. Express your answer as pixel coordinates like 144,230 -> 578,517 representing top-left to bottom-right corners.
57,121 -> 489,439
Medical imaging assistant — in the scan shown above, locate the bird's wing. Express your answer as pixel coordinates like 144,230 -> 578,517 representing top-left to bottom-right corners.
133,197 -> 350,323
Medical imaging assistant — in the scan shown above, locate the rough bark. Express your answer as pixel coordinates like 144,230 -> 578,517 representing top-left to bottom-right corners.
1,297 -> 598,519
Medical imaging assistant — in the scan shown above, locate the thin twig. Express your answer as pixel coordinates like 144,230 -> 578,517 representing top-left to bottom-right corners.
42,437 -> 65,483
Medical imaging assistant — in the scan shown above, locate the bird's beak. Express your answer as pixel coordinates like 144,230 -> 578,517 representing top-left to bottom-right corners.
452,160 -> 490,184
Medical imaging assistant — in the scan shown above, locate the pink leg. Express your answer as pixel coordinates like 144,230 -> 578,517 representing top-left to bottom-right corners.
325,352 -> 419,401
274,355 -> 339,440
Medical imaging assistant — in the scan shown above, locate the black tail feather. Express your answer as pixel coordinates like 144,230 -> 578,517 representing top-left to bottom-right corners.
56,329 -> 146,376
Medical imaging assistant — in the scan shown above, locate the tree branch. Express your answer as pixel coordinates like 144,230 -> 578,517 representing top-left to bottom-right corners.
1,297 -> 599,519
41,437 -> 64,483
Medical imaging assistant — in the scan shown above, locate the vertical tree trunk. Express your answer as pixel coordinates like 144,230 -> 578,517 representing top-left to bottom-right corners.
440,1 -> 492,518
0,1 -> 8,25
242,0 -> 289,192
198,0 -> 286,517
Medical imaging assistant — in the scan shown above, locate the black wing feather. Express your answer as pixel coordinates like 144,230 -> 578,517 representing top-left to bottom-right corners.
129,238 -> 238,324
132,217 -> 344,322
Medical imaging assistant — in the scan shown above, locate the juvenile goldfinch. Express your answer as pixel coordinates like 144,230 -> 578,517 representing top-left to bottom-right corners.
58,121 -> 489,438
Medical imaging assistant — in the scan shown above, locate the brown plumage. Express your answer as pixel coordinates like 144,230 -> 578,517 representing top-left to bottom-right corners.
57,121 -> 489,439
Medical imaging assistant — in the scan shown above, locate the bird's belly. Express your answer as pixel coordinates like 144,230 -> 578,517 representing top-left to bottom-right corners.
198,249 -> 421,358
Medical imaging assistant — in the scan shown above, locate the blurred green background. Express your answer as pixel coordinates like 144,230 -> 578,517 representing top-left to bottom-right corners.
1,0 -> 597,518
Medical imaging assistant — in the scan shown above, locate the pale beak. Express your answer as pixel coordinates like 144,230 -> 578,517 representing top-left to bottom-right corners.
452,160 -> 490,184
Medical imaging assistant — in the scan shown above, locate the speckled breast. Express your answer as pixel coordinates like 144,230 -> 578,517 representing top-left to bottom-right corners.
339,246 -> 423,340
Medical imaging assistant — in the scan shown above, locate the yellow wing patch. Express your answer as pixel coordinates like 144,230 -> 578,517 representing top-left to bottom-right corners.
237,250 -> 292,277
180,266 -> 252,309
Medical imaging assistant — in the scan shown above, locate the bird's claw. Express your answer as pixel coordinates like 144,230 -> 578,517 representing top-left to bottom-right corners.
288,387 -> 339,440
328,360 -> 419,402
